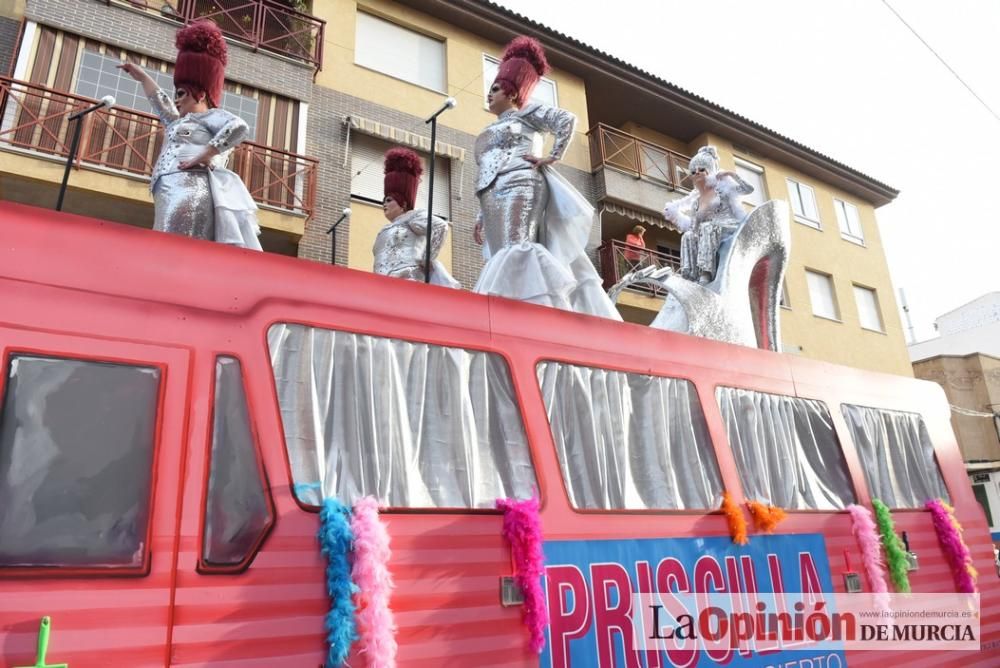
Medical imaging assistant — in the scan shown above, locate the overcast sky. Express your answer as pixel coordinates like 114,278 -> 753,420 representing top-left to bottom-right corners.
495,0 -> 1000,343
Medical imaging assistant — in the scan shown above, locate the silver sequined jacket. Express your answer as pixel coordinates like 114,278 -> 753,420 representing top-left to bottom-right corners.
147,89 -> 249,192
474,102 -> 576,193
372,209 -> 449,277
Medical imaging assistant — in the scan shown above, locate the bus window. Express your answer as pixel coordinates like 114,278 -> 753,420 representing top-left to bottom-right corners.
840,404 -> 950,508
202,356 -> 273,569
537,362 -> 722,510
0,355 -> 159,568
267,323 -> 536,509
717,387 -> 855,510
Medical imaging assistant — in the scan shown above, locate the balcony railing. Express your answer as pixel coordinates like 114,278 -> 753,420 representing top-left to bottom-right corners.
110,0 -> 325,69
588,123 -> 691,192
0,77 -> 317,220
598,238 -> 681,299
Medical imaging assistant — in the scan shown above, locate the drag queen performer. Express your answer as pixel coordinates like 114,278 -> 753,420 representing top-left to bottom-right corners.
663,146 -> 753,283
472,37 -> 620,320
373,147 -> 460,287
119,20 -> 261,250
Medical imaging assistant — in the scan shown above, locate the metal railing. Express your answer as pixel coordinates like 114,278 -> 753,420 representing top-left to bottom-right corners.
598,238 -> 681,298
110,0 -> 325,69
588,123 -> 691,191
0,77 -> 317,219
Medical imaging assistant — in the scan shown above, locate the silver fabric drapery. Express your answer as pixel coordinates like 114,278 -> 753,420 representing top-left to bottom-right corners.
537,362 -> 722,510
717,387 -> 855,509
841,404 -> 950,508
267,323 -> 536,508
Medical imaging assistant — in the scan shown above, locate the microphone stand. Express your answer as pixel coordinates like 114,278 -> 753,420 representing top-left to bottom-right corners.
326,208 -> 350,265
423,98 -> 456,283
57,98 -> 113,212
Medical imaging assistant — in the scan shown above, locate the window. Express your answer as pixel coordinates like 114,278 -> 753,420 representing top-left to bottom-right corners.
350,134 -> 451,217
202,357 -> 272,569
717,388 -> 856,509
806,270 -> 839,320
840,405 -> 950,508
537,362 -> 722,510
853,285 -> 884,332
74,51 -> 258,137
267,323 -> 536,508
0,355 -> 160,568
787,178 -> 820,227
355,12 -> 446,92
780,280 -> 791,309
482,54 -> 557,108
834,199 -> 864,243
973,484 -> 994,527
734,158 -> 767,207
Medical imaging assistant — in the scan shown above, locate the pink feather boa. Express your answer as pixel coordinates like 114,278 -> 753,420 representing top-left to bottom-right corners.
351,496 -> 397,667
497,496 -> 548,653
926,498 -> 978,593
846,504 -> 890,612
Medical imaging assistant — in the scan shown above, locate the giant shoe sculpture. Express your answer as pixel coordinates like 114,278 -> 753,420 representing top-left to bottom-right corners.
609,200 -> 790,350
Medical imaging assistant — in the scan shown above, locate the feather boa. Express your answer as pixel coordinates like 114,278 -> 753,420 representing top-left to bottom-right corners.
320,498 -> 358,667
846,504 -> 890,611
746,500 -> 787,533
871,499 -> 910,593
721,492 -> 748,545
496,496 -> 548,653
351,497 -> 397,667
925,498 -> 978,593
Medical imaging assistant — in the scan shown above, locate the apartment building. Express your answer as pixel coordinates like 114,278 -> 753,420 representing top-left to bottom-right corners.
0,0 -> 911,375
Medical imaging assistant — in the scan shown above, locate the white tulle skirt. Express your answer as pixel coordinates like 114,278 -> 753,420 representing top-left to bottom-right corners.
208,168 -> 263,251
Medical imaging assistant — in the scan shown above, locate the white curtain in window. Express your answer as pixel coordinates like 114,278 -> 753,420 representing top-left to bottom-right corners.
267,323 -> 536,508
841,405 -> 950,508
355,12 -> 446,92
717,387 -> 856,509
806,270 -> 839,319
735,161 -> 766,207
853,286 -> 883,331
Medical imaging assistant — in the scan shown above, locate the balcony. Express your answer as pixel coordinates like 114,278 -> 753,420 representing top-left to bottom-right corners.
598,238 -> 681,297
0,77 -> 317,228
109,0 -> 325,69
588,123 -> 691,215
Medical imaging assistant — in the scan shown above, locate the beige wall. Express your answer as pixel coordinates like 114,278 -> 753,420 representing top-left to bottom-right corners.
312,0 -> 591,171
914,354 -> 1000,461
619,122 -> 691,155
346,199 -> 454,273
0,0 -> 24,19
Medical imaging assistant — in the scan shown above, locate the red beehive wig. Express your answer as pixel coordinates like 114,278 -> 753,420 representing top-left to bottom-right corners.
494,36 -> 550,106
383,147 -> 423,211
174,20 -> 228,108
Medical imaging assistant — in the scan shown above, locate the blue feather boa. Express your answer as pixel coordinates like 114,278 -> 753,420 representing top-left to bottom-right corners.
319,497 -> 358,667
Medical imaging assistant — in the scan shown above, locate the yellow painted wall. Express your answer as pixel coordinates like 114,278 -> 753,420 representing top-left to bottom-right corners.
346,200 -> 455,274
619,122 -> 690,155
312,0 -> 591,171
690,132 -> 912,376
0,0 -> 24,19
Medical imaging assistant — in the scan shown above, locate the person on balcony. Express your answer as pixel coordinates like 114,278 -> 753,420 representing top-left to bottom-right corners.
118,20 -> 261,250
663,146 -> 753,284
472,36 -> 620,321
624,224 -> 647,268
373,147 -> 460,288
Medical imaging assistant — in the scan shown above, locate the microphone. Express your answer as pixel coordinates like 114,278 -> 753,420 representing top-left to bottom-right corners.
70,95 -> 115,120
327,207 -> 351,234
425,96 -> 457,122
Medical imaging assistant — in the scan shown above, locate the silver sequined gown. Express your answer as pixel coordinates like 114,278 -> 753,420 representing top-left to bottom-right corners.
473,103 -> 620,320
372,208 -> 460,288
147,89 -> 261,250
665,174 -> 753,282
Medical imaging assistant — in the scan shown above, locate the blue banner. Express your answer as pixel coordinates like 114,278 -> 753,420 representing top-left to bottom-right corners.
540,533 -> 847,668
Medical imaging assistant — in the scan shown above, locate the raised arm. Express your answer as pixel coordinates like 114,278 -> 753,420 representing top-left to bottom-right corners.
118,62 -> 178,124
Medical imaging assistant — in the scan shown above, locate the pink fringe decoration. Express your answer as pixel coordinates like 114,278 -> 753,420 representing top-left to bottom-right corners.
926,498 -> 978,593
351,496 -> 397,667
497,496 -> 548,653
846,504 -> 890,612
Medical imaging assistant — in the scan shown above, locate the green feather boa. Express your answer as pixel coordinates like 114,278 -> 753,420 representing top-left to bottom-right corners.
872,498 -> 911,593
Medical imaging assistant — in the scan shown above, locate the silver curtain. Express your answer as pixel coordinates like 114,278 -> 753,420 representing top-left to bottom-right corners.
841,404 -> 950,508
717,387 -> 855,509
267,323 -> 536,508
537,362 -> 722,510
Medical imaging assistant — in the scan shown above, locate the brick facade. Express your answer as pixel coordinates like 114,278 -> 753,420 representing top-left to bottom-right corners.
24,0 -> 312,100
303,86 -> 602,288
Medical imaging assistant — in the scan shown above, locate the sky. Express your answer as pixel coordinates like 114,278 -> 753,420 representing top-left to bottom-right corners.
494,0 -> 1000,343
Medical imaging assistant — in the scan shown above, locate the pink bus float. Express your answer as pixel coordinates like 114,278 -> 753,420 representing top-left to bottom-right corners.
0,201 -> 997,667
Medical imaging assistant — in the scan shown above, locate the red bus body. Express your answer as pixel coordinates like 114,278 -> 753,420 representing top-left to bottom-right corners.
0,201 -> 997,667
